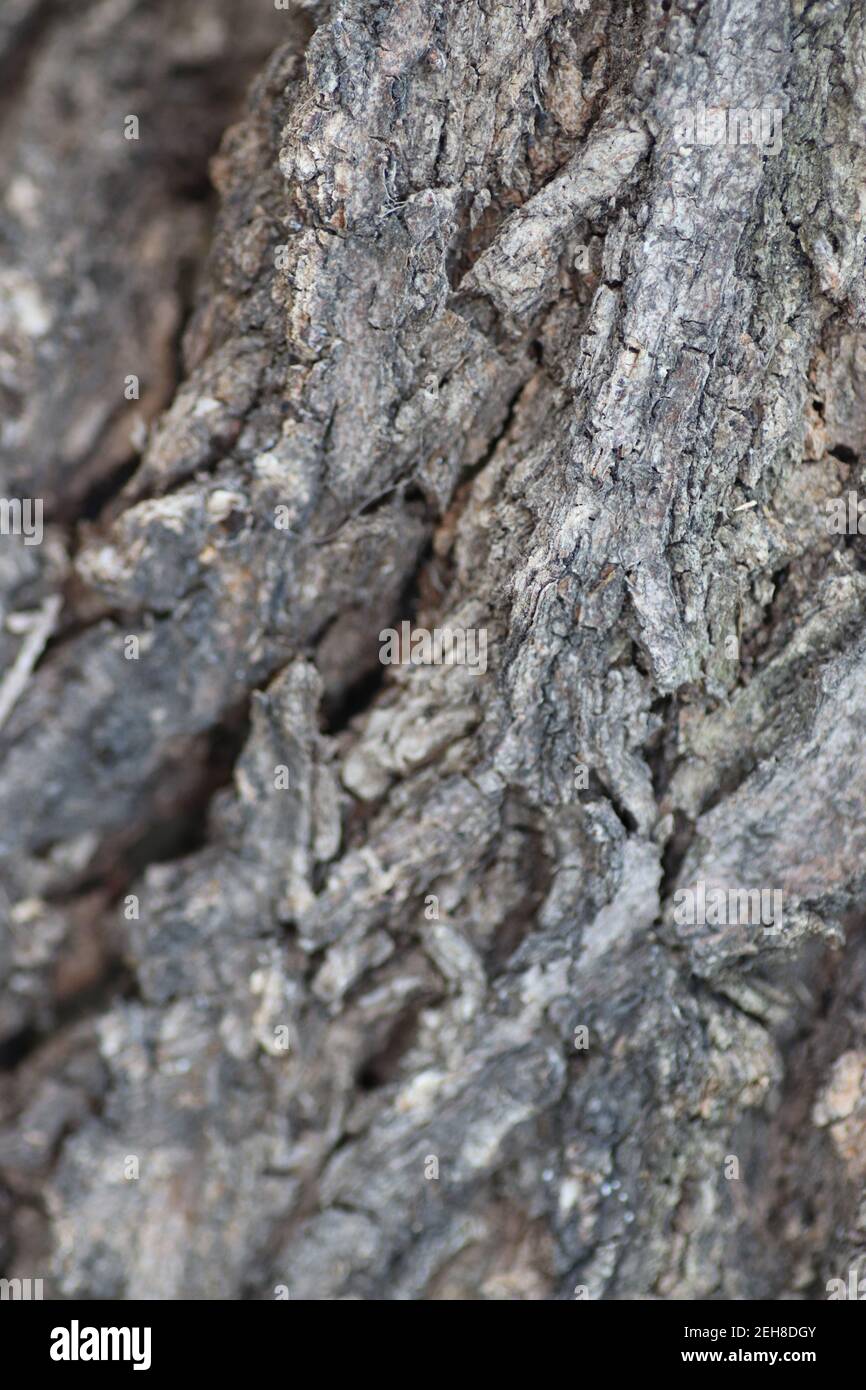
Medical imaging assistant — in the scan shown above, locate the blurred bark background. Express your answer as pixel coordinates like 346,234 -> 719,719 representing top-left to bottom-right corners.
2,0 -> 866,1299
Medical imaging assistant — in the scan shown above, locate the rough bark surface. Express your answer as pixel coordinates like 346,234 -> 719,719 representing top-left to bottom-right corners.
2,0 -> 866,1300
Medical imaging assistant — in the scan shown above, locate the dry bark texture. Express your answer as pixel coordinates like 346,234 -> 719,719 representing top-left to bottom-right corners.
2,0 -> 866,1300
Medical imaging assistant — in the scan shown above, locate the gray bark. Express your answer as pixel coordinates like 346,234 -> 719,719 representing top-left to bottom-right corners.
2,0 -> 866,1300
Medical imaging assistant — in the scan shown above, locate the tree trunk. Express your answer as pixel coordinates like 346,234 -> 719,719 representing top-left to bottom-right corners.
2,0 -> 866,1300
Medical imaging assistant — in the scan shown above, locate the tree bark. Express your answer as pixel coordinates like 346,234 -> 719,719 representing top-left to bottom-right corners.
2,0 -> 866,1300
